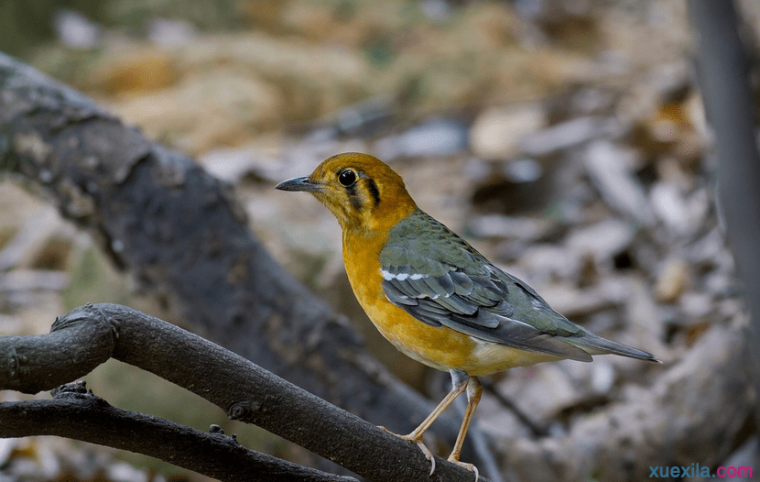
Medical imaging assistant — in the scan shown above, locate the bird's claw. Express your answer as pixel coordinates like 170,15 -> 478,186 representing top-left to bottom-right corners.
412,438 -> 436,476
379,426 -> 436,476
448,457 -> 479,482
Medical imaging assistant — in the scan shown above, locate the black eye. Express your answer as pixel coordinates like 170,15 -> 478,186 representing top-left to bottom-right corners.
338,170 -> 357,187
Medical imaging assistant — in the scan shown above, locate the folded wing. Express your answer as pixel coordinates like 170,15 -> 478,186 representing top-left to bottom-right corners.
380,211 -> 657,363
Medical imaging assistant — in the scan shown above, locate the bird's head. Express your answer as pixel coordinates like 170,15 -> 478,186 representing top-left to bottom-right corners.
276,152 -> 417,232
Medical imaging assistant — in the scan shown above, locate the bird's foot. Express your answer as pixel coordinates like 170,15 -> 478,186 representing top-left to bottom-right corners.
447,456 -> 479,482
379,426 -> 436,476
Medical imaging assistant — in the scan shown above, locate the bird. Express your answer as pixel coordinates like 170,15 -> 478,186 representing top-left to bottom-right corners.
276,152 -> 659,478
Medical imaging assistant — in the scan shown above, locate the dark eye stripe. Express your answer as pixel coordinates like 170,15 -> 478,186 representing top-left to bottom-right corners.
341,170 -> 380,211
366,178 -> 380,208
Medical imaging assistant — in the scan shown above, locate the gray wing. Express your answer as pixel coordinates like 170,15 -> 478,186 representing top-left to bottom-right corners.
379,211 -> 594,362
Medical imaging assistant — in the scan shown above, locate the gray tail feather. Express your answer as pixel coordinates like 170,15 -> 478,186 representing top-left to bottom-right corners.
570,333 -> 661,363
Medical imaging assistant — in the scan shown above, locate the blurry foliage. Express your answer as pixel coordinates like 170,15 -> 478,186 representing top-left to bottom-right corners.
0,227 -> 14,253
5,0 -> 570,119
61,246 -> 132,311
31,237 -> 72,271
0,0 -> 243,57
102,0 -> 244,32
0,0 -> 87,56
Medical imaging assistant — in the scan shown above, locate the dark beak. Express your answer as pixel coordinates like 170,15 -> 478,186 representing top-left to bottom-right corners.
275,176 -> 322,193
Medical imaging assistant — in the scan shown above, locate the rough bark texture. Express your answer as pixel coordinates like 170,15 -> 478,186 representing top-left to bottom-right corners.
0,303 -> 484,482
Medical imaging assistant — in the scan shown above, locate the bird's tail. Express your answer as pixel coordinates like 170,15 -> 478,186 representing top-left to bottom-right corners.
570,332 -> 661,363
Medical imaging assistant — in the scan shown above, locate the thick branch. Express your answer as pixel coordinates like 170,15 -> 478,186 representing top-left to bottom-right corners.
1,382 -> 356,482
0,311 -> 114,393
0,303 -> 488,482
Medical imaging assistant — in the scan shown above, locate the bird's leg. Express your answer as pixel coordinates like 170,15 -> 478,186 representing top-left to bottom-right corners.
382,369 -> 470,476
447,375 -> 482,479
403,370 -> 469,441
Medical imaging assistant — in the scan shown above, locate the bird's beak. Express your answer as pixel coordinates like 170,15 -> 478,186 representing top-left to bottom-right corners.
275,176 -> 323,193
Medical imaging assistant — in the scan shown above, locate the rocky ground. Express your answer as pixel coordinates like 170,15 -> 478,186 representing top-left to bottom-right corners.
1,0 -> 759,480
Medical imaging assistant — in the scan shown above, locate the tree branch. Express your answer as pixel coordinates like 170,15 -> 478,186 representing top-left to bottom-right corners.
0,303 -> 489,482
0,312 -> 114,393
5,302 -> 748,482
1,382 -> 356,482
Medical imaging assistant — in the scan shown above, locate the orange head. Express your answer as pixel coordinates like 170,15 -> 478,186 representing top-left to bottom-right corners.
275,153 -> 417,233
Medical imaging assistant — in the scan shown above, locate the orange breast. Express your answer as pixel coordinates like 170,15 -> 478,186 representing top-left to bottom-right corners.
342,229 -> 560,376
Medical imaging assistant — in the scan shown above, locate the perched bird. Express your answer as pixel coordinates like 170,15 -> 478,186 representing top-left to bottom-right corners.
276,153 -> 659,477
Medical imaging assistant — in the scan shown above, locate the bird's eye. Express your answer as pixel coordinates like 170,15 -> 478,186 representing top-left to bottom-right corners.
338,170 -> 357,187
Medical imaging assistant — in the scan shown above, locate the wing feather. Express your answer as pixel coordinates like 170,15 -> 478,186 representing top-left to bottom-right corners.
449,270 -> 474,295
382,281 -> 418,306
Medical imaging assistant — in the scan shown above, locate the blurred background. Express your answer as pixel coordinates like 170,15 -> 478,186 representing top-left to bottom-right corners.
0,0 -> 758,480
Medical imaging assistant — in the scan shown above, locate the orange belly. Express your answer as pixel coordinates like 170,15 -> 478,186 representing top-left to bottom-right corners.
361,290 -> 561,375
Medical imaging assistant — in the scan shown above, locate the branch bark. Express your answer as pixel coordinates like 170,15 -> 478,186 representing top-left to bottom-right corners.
2,382 -> 356,482
0,303 -> 488,482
